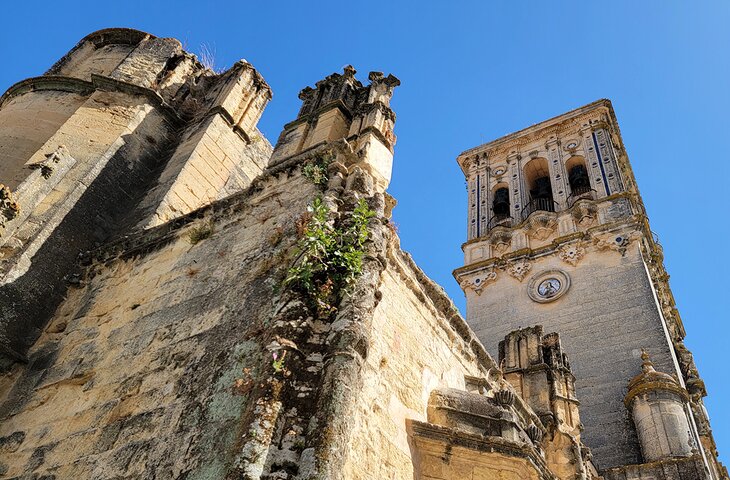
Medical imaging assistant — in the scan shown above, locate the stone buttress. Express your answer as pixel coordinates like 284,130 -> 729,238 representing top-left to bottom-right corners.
0,28 -> 272,366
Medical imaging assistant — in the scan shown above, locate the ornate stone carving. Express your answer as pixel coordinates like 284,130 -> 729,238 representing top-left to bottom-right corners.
489,228 -> 512,253
460,270 -> 497,296
571,200 -> 597,227
494,389 -> 515,407
526,424 -> 544,443
526,211 -> 557,241
558,244 -> 586,266
507,260 -> 531,282
674,341 -> 706,399
592,231 -> 639,256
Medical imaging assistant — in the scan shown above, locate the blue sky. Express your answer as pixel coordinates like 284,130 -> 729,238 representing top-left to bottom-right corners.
1,0 -> 727,466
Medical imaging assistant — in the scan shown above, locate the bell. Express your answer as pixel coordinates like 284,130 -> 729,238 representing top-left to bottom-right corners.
531,177 -> 552,200
492,187 -> 510,216
569,165 -> 590,190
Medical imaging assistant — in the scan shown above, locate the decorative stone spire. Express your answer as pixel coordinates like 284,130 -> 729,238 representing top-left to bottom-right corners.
641,349 -> 656,374
269,66 -> 400,190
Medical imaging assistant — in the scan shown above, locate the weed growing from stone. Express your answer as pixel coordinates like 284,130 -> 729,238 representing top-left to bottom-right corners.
187,221 -> 214,245
272,351 -> 286,373
283,196 -> 375,315
301,155 -> 331,188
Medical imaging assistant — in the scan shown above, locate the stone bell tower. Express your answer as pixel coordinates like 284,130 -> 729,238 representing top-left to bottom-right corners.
453,100 -> 725,477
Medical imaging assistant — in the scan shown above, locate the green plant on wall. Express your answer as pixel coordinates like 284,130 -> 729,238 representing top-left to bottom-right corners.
187,220 -> 215,245
283,196 -> 375,315
301,154 -> 332,188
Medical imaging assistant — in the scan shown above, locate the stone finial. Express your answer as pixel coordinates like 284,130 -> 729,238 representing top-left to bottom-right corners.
343,65 -> 357,78
640,349 -> 656,374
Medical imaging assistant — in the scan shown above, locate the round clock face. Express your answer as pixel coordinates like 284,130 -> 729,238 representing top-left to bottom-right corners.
537,278 -> 561,298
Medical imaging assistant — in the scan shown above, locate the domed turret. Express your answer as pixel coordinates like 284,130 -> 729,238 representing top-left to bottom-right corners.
625,350 -> 695,462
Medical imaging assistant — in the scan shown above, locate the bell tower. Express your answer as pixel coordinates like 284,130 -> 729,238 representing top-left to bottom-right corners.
454,100 -> 725,476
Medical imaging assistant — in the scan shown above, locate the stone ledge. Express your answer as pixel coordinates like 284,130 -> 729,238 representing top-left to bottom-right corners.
0,75 -> 183,127
406,419 -> 556,479
602,454 -> 708,480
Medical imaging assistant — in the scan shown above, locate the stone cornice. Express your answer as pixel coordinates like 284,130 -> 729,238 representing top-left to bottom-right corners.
46,28 -> 154,75
0,74 -> 183,127
454,217 -> 645,279
406,420 -> 557,479
0,76 -> 95,107
624,380 -> 689,409
459,191 -> 639,251
457,99 -> 614,174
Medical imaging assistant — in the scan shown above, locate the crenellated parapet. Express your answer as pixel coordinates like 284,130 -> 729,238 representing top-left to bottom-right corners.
270,66 -> 399,191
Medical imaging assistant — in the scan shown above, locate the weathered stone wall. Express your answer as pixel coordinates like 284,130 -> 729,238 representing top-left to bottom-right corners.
135,112 -> 271,229
465,241 -> 677,469
0,86 -> 179,364
0,28 -> 272,366
0,166 -> 319,479
342,240 -> 494,479
0,89 -> 85,190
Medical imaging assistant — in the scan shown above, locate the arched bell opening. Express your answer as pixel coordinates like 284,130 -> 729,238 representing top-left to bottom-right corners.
522,158 -> 555,218
565,156 -> 594,206
489,183 -> 511,229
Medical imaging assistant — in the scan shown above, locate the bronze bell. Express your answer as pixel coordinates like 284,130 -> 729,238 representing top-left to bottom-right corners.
492,187 -> 510,216
531,177 -> 552,200
569,164 -> 590,190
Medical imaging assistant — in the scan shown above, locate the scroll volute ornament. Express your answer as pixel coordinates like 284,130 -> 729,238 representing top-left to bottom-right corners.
526,211 -> 557,241
571,200 -> 598,227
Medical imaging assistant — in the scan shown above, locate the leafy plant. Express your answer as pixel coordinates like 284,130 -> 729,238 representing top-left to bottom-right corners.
283,197 -> 375,315
188,221 -> 214,245
302,155 -> 331,187
272,351 -> 286,373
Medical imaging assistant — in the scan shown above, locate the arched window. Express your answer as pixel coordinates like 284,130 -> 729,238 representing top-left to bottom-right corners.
489,183 -> 511,229
565,156 -> 594,206
523,158 -> 555,217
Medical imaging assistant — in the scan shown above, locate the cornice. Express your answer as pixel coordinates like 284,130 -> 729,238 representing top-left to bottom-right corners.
456,99 -> 614,174
454,216 -> 645,279
459,191 -> 637,251
0,74 -> 183,127
46,28 -> 154,76
624,380 -> 689,409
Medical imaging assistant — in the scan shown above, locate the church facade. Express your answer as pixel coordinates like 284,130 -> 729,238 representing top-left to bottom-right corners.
0,28 -> 725,480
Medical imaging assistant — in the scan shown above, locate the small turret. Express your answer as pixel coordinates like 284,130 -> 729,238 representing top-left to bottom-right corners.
270,66 -> 399,190
625,350 -> 695,462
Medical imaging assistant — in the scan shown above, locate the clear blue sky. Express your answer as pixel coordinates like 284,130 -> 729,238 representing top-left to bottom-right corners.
1,0 -> 727,466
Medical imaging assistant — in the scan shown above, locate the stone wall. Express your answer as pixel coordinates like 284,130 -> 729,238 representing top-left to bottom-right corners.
0,28 -> 272,365
464,239 -> 678,469
342,239 -> 495,479
0,164 -> 319,479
